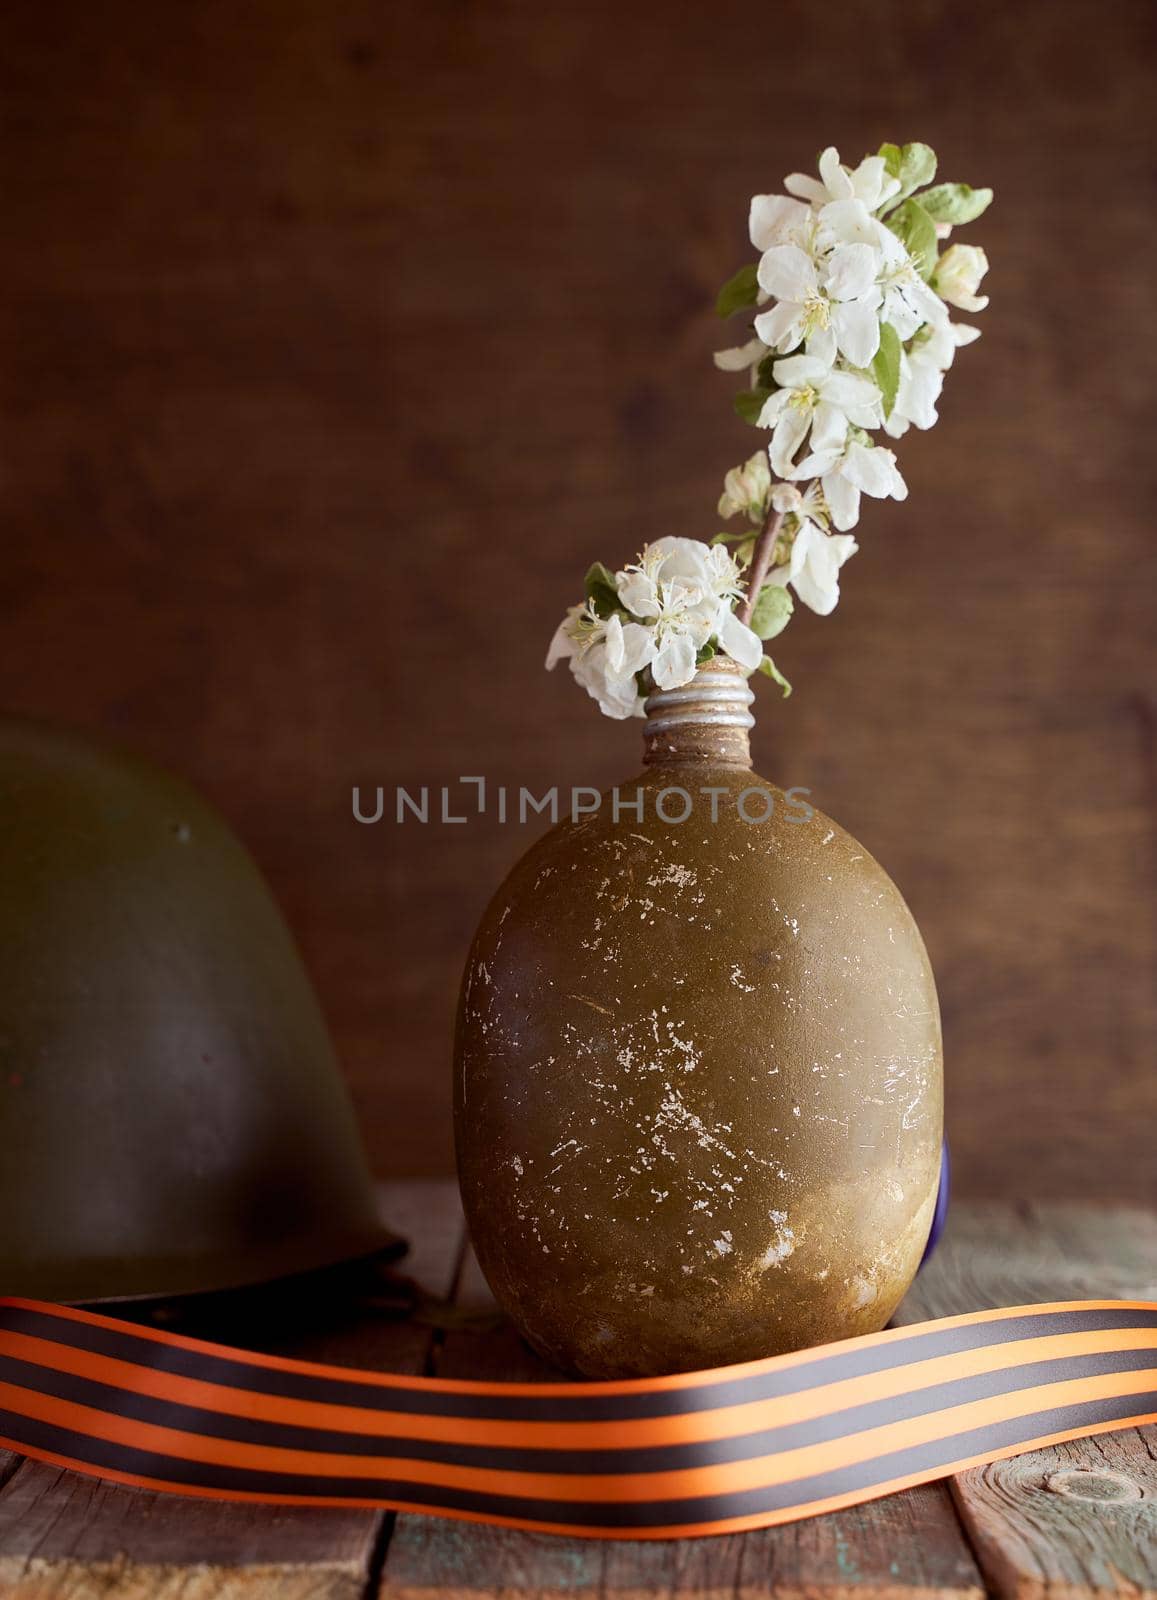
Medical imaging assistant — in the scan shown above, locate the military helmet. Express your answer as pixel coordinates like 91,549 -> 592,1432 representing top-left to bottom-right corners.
0,718 -> 394,1302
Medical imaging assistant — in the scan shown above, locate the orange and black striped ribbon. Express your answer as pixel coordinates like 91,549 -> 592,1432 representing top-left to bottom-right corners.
0,1296 -> 1154,1538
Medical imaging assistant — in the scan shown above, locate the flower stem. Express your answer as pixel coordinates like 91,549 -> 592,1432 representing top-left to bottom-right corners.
736,478 -> 815,625
737,509 -> 783,626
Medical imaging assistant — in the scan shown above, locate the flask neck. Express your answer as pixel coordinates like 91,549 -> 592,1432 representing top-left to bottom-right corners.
642,658 -> 754,769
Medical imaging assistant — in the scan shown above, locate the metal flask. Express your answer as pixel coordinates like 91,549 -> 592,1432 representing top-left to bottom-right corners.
0,718 -> 392,1303
455,659 -> 943,1377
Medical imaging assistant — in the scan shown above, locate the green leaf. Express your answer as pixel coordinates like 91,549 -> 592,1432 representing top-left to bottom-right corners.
695,641 -> 717,664
583,561 -> 620,620
733,388 -> 772,425
716,263 -> 759,318
877,142 -> 903,180
755,353 -> 779,390
886,197 -> 939,280
878,142 -> 938,214
757,655 -> 792,696
750,584 -> 793,641
899,141 -> 937,192
918,182 -> 993,225
871,320 -> 902,419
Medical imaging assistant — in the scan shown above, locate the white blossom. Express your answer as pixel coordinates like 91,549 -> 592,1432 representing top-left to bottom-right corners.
715,608 -> 763,672
546,539 -> 767,716
544,603 -> 583,672
755,242 -> 883,368
545,604 -> 646,719
815,196 -> 884,251
620,591 -> 712,690
872,223 -> 945,338
795,439 -> 908,531
885,320 -> 980,438
784,147 -> 900,214
748,193 -> 813,252
576,642 -> 647,718
615,539 -> 763,686
758,354 -> 882,478
812,203 -> 943,340
617,538 -> 719,624
933,244 -> 990,312
713,335 -> 769,374
766,522 -> 858,616
604,612 -> 657,685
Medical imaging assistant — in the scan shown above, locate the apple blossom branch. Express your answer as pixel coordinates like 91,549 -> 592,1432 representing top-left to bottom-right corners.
547,142 -> 991,718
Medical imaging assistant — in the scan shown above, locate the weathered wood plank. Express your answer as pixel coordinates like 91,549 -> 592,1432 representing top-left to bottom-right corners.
380,1245 -> 984,1600
898,1202 -> 1157,1599
0,1180 -> 464,1600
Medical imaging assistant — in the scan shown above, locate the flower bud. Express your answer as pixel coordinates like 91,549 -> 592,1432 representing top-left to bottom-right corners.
718,452 -> 772,522
933,244 -> 989,313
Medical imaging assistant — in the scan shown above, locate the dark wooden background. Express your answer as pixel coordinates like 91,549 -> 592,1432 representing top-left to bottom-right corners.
2,0 -> 1154,1198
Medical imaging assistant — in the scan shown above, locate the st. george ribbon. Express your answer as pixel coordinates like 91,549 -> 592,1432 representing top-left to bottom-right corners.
0,1294 -> 1153,1540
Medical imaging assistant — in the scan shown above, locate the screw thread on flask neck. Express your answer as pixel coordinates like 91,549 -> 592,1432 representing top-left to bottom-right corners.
642,658 -> 754,769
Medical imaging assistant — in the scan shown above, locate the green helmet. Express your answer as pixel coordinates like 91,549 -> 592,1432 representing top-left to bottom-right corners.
0,718 -> 394,1302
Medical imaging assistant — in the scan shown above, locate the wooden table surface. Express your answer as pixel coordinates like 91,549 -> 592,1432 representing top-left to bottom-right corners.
0,1183 -> 1154,1598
